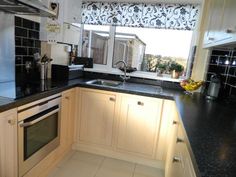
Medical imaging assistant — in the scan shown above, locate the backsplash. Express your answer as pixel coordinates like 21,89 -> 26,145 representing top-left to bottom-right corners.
15,16 -> 41,78
206,48 -> 236,97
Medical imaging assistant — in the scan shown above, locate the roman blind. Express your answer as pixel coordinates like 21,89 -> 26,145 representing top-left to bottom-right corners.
81,2 -> 200,30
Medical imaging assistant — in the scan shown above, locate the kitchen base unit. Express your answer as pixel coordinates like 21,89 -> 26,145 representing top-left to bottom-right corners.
21,89 -> 77,177
165,101 -> 197,177
0,109 -> 18,177
0,86 -> 198,177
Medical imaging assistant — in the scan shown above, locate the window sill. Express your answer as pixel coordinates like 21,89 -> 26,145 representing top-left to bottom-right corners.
84,68 -> 184,83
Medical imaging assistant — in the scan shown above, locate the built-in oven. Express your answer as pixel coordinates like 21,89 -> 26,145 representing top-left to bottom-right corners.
18,94 -> 61,176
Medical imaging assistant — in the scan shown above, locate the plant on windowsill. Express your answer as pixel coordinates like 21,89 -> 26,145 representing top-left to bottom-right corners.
169,61 -> 184,79
156,63 -> 167,75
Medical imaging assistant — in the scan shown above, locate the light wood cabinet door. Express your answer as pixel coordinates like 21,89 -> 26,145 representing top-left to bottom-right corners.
117,95 -> 162,158
0,109 -> 18,177
204,0 -> 225,45
63,0 -> 82,24
79,89 -> 116,147
219,0 -> 236,40
60,88 -> 76,153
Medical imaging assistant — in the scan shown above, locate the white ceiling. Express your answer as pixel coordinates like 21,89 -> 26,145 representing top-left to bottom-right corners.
82,0 -> 202,4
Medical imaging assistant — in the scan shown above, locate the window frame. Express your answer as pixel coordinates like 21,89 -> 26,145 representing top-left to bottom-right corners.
79,25 -> 195,82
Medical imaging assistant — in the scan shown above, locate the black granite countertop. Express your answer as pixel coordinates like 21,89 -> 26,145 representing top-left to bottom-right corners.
175,94 -> 236,177
0,78 -> 181,112
0,78 -> 236,177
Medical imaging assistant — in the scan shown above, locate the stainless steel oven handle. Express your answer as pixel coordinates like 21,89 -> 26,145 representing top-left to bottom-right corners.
19,108 -> 59,128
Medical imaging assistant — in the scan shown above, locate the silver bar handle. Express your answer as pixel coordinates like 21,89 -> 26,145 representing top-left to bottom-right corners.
173,156 -> 181,163
176,138 -> 184,143
19,108 -> 59,128
109,97 -> 116,102
137,101 -> 144,106
173,120 -> 178,125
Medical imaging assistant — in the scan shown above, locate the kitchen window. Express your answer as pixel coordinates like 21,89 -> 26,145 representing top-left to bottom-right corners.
113,27 -> 193,74
81,25 -> 110,65
80,2 -> 200,80
81,24 -> 194,80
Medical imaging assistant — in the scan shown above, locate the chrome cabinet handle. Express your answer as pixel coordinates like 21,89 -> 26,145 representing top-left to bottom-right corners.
137,101 -> 144,106
208,37 -> 214,41
173,120 -> 178,125
8,119 -> 16,125
177,138 -> 184,143
173,156 -> 181,163
109,97 -> 116,102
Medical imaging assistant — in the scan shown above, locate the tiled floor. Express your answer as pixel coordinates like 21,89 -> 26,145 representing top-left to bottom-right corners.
48,151 -> 164,177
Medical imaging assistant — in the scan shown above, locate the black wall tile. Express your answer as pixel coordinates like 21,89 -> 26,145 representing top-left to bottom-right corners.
206,49 -> 236,97
15,16 -> 41,77
15,56 -> 23,65
35,23 -> 40,31
15,37 -> 22,46
16,47 -> 27,55
23,56 -> 34,62
15,27 -> 27,37
22,19 -> 34,29
28,30 -> 39,39
15,16 -> 22,27
212,50 -> 231,56
34,40 -> 41,48
28,48 -> 39,56
22,38 -> 34,47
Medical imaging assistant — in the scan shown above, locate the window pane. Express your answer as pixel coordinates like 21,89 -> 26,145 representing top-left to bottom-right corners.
82,25 -> 110,65
113,27 -> 193,78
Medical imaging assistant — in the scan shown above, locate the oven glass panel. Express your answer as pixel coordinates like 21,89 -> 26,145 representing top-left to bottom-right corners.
24,109 -> 58,160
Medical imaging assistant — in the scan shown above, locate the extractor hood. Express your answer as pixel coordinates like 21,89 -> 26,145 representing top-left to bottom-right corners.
0,0 -> 57,17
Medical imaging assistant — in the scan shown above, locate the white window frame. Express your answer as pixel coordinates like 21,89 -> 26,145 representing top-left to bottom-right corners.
81,25 -> 195,82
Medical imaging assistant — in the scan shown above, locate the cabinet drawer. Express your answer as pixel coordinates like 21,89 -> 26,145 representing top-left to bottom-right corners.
174,125 -> 196,177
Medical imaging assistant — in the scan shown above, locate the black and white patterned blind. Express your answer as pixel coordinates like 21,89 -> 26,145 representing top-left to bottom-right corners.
81,2 -> 200,30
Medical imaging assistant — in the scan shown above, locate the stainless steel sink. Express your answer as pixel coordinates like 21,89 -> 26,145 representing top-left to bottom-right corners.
86,79 -> 122,87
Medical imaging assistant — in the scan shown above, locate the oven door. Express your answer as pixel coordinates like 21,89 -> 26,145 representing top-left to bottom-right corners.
18,103 -> 61,176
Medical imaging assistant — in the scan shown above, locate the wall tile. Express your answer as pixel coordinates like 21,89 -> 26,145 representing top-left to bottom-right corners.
15,16 -> 22,27
28,30 -> 39,39
15,16 -> 41,77
16,47 -> 27,55
22,18 -> 34,29
15,37 -> 22,46
15,27 -> 27,37
22,38 -> 34,47
206,48 -> 236,97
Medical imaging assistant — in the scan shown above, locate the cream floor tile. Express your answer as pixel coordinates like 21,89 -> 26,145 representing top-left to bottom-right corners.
47,167 -> 60,177
52,158 -> 102,177
95,158 -> 135,177
134,164 -> 164,177
57,150 -> 76,168
71,151 -> 105,165
47,151 -> 164,177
